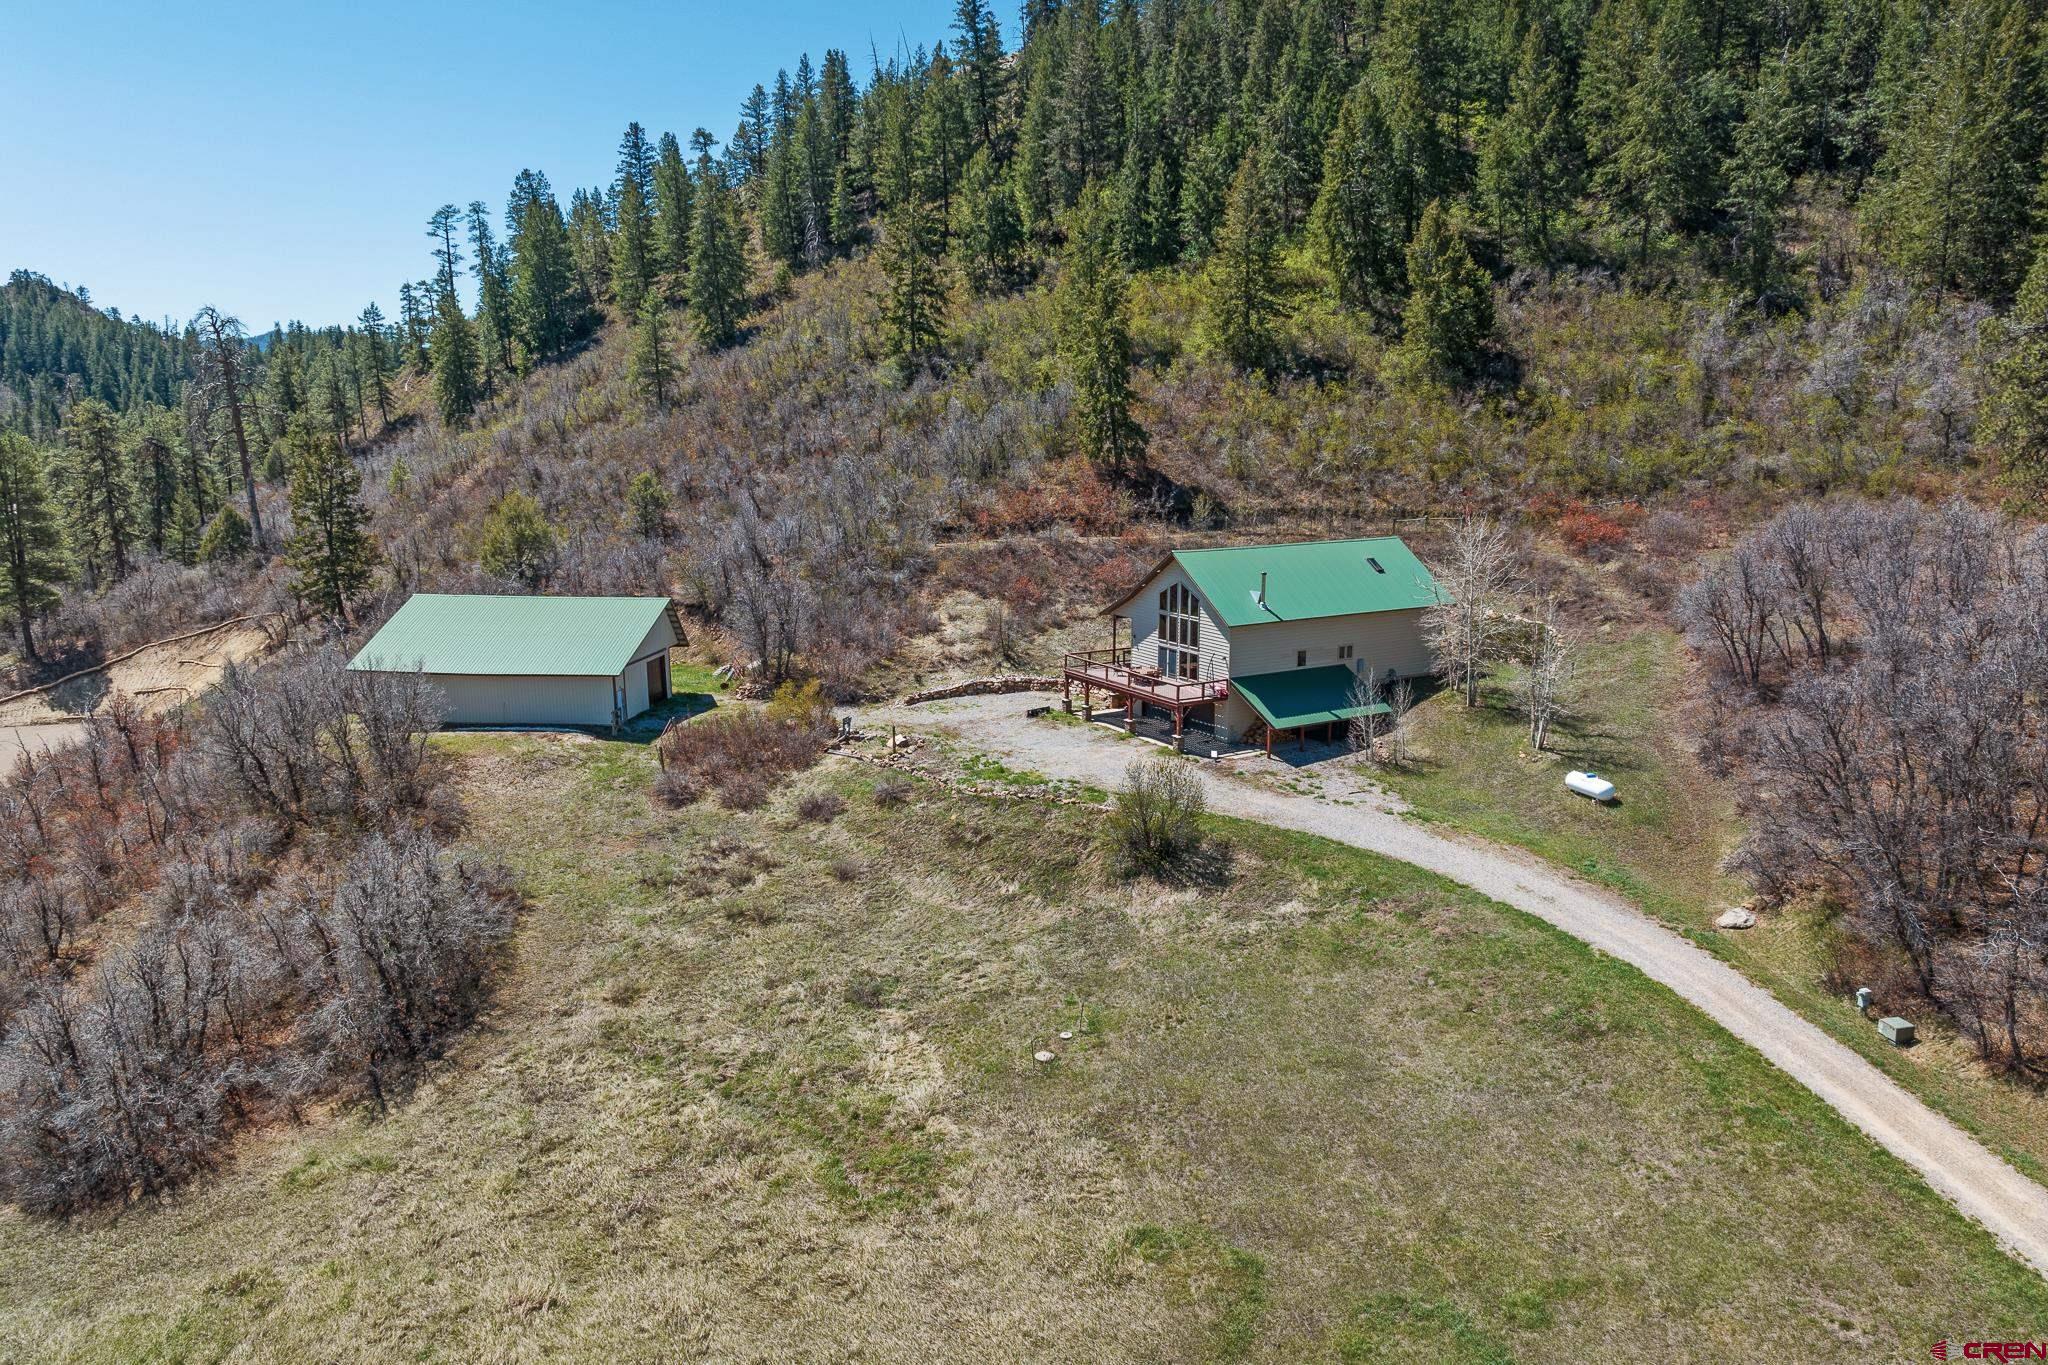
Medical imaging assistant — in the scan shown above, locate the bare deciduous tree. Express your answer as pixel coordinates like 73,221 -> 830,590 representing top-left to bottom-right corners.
1518,599 -> 1576,753
1424,517 -> 1521,707
1691,497 -> 2048,1074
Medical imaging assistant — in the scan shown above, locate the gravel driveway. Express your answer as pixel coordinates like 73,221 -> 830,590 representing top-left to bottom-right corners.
874,690 -> 2048,1280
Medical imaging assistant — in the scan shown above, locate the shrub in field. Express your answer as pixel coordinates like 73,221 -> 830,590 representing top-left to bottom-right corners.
1104,758 -> 1208,878
796,790 -> 846,823
650,766 -> 703,809
655,700 -> 833,810
1556,503 -> 1630,557
872,774 -> 914,808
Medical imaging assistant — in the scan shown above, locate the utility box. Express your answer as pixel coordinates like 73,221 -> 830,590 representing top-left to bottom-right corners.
1854,987 -> 1874,1011
1878,1017 -> 1916,1047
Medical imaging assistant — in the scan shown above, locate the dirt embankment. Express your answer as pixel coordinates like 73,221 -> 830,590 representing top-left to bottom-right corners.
0,616 -> 283,754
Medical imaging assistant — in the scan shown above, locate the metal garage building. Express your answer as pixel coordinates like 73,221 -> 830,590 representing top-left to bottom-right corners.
348,593 -> 685,729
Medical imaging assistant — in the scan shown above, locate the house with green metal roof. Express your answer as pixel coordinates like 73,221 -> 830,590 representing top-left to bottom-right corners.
1063,537 -> 1441,754
348,594 -> 684,729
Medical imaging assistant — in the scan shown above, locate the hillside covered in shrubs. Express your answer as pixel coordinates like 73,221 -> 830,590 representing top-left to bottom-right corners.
6,0 -> 2048,697
0,653 -> 513,1214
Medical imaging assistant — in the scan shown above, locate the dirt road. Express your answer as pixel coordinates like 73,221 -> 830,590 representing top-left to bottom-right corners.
0,618 -> 276,758
880,690 -> 2048,1280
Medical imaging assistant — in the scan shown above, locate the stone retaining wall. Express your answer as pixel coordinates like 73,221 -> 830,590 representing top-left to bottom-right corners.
902,675 -> 1060,705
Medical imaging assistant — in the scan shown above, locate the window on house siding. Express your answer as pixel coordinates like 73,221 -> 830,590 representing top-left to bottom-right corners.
1338,644 -> 1353,660
1160,582 -> 1204,678
1296,650 -> 1307,667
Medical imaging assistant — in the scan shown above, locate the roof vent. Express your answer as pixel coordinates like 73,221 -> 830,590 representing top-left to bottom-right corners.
1254,571 -> 1268,609
1367,556 -> 1386,574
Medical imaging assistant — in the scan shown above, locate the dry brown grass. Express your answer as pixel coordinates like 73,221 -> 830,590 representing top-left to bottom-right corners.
2,732 -> 2043,1361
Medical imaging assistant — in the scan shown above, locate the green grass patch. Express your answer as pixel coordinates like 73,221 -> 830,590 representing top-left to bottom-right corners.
1376,626 -> 2048,1186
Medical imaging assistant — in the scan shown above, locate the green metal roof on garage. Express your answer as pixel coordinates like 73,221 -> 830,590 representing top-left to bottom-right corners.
1230,665 -> 1391,732
348,594 -> 678,677
1109,536 -> 1443,628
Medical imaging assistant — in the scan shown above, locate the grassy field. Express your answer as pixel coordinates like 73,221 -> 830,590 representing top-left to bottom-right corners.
1,731 -> 2042,1361
1378,627 -> 2048,1185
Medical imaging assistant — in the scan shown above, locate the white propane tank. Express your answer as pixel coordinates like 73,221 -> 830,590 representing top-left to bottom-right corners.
1565,770 -> 1617,803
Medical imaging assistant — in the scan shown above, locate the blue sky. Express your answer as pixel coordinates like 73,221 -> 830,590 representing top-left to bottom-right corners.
4,0 -> 985,330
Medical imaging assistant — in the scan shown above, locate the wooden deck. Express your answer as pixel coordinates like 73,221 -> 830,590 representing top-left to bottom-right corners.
1061,648 -> 1229,713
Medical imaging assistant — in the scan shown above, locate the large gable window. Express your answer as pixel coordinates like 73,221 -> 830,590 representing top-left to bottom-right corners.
1156,581 -> 1203,679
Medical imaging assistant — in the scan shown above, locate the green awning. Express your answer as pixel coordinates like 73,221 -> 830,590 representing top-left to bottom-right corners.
1231,665 -> 1391,732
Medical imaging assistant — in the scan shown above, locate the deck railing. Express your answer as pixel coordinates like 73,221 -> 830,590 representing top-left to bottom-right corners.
1062,647 -> 1230,708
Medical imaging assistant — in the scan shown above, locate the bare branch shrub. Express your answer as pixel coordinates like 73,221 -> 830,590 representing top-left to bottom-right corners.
655,700 -> 833,810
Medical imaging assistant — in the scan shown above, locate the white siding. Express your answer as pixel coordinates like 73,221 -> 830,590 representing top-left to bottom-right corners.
618,614 -> 677,721
1226,608 -> 1433,681
429,674 -> 616,727
626,614 -> 679,664
1122,563 -> 1231,679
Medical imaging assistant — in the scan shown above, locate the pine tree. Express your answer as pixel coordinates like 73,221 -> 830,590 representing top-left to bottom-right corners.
955,148 -> 1023,293
58,397 -> 138,584
427,204 -> 465,301
1265,0 -> 1342,228
167,485 -> 202,566
387,452 -> 413,501
1055,192 -> 1148,475
1583,0 -> 1712,263
688,158 -> 749,348
0,433 -> 66,660
1722,57 -> 1800,300
879,194 -> 949,365
628,470 -> 670,539
1204,148 -> 1280,370
430,293 -> 483,428
917,51 -> 971,226
734,86 -> 771,186
1477,24 -> 1578,265
357,302 -> 395,423
652,132 -> 696,281
628,299 -> 678,410
191,305 -> 266,548
282,416 -> 377,622
1864,0 -> 2042,296
1984,238 -> 2048,494
1311,78 -> 1404,312
467,203 -> 516,389
1396,201 -> 1495,385
759,144 -> 803,270
128,407 -> 181,554
198,504 -> 252,564
266,339 -> 306,438
478,491 -> 558,589
953,0 -> 1007,155
397,282 -> 431,373
612,125 -> 658,312
319,357 -> 352,447
567,187 -> 614,305
1372,0 -> 1463,240
507,169 -> 587,362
